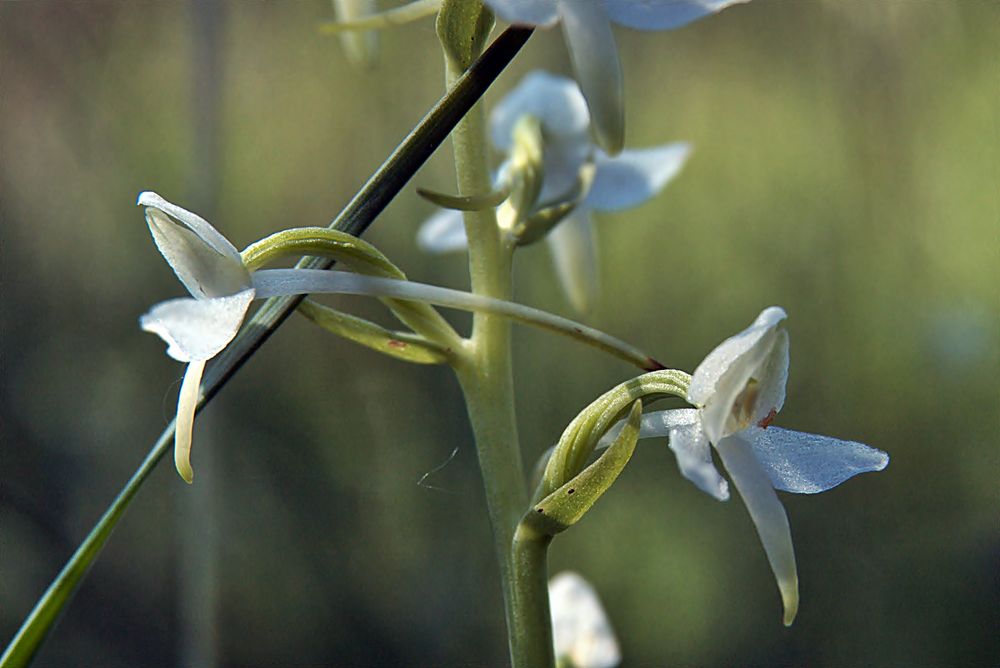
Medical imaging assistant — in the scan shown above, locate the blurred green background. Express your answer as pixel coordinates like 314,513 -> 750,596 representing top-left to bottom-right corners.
2,2 -> 998,666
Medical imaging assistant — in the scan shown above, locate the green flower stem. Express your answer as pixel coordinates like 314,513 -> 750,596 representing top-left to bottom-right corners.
447,85 -> 536,668
510,523 -> 556,668
439,4 -> 549,664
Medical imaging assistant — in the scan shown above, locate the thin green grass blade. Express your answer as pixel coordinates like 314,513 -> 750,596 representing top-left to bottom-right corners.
0,428 -> 174,668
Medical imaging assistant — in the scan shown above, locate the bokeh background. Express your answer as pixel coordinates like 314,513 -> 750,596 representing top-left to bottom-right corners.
2,2 -> 998,666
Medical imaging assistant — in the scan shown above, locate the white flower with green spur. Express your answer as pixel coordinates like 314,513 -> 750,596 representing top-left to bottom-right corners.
140,192 -> 664,482
549,572 -> 620,668
482,0 -> 752,154
634,306 -> 889,625
418,70 -> 691,313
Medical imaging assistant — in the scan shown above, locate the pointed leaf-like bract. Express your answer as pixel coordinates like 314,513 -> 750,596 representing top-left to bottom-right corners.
297,299 -> 450,365
528,400 -> 642,535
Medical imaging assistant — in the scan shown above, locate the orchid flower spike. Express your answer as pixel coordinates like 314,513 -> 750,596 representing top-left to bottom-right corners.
549,572 -> 621,668
418,70 -> 690,313
636,307 -> 889,625
482,0 -> 752,154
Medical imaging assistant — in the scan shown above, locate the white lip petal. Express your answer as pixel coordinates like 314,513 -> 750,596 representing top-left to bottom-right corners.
173,360 -> 205,484
558,1 -> 624,155
549,572 -> 621,668
546,211 -> 599,314
489,71 -> 591,150
140,289 -> 256,363
586,142 -> 692,212
746,426 -> 889,494
139,192 -> 251,298
483,0 -> 559,27
603,0 -> 751,31
417,208 -> 469,253
714,434 -> 799,626
668,420 -> 730,501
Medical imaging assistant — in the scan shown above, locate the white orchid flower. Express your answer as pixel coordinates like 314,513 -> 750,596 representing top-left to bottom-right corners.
138,191 -> 262,484
549,572 -> 621,668
634,306 -> 889,625
418,70 -> 690,313
482,0 -> 752,154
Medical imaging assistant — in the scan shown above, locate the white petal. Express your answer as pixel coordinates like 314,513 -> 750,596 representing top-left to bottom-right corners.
690,307 -> 788,404
483,0 -> 559,27
416,208 -> 468,253
549,572 -> 621,668
539,138 -> 593,204
745,426 -> 889,494
138,192 -> 240,258
173,360 -> 205,484
714,435 -> 799,626
751,328 -> 788,425
597,408 -> 696,449
139,192 -> 251,298
140,289 -> 255,363
489,71 -> 591,151
603,0 -> 752,31
586,142 -> 691,211
546,211 -> 598,314
636,408 -> 699,438
689,306 -> 787,442
668,420 -> 729,501
558,1 -> 624,155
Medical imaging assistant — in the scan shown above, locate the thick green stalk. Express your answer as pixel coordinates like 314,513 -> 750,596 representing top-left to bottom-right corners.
438,7 -> 550,664
510,524 -> 555,668
448,95 -> 541,665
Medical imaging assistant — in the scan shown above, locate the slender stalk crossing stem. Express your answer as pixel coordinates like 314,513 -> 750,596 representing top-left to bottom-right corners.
250,269 -> 661,371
